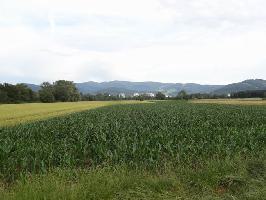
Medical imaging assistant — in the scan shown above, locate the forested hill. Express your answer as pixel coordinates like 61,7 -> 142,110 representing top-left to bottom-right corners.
213,79 -> 266,95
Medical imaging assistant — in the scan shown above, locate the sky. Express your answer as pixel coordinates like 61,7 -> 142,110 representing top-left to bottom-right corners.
0,0 -> 266,85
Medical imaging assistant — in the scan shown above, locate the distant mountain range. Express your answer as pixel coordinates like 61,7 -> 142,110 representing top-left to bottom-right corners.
75,81 -> 224,96
24,79 -> 266,96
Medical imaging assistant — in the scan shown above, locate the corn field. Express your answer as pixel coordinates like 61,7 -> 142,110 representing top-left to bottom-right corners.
0,101 -> 265,180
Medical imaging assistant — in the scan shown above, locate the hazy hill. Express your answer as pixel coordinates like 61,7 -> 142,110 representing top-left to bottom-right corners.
76,81 -> 172,93
75,81 -> 223,96
213,79 -> 266,95
24,79 -> 266,96
23,83 -> 41,92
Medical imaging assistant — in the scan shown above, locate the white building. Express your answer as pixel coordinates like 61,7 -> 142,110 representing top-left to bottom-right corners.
133,93 -> 140,97
145,93 -> 155,97
119,93 -> 126,98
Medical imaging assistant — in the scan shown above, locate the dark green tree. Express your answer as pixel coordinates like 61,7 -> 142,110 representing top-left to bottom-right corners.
53,80 -> 80,102
177,90 -> 188,100
2,83 -> 18,103
16,84 -> 35,102
0,85 -> 9,103
81,93 -> 96,101
155,92 -> 166,100
39,82 -> 55,103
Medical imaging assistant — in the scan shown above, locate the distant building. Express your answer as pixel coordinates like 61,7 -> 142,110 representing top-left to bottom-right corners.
119,93 -> 126,98
146,93 -> 155,97
133,93 -> 140,97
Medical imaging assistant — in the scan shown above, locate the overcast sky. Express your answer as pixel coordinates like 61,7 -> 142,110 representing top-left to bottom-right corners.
0,0 -> 266,84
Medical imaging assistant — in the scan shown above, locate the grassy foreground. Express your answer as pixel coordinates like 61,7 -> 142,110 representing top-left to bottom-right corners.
0,101 -> 265,199
0,101 -> 142,127
1,158 -> 265,200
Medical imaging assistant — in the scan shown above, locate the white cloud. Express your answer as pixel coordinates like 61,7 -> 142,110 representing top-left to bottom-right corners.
0,0 -> 266,84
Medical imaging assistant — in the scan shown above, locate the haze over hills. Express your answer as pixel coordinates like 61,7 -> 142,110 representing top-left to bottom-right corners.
24,79 -> 266,96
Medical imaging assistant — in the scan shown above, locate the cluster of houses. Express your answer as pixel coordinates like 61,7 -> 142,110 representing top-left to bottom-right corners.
117,92 -> 171,98
133,92 -> 155,97
118,92 -> 156,99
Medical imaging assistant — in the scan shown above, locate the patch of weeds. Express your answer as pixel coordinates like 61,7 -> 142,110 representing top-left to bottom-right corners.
216,175 -> 247,194
246,160 -> 265,179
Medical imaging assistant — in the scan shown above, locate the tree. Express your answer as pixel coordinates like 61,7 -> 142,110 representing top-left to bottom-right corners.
81,93 -> 96,101
39,82 -> 55,103
177,90 -> 188,100
155,92 -> 166,100
53,80 -> 80,102
0,87 -> 9,103
16,84 -> 36,102
2,83 -> 18,103
136,95 -> 145,101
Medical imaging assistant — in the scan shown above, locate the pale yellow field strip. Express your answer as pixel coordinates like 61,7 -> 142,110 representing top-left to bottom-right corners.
191,98 -> 266,106
0,101 -> 143,127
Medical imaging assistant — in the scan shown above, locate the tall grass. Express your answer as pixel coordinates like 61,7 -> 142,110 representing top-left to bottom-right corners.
1,158 -> 265,199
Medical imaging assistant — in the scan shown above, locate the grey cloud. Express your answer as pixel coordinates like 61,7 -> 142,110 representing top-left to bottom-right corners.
0,0 -> 266,84
78,62 -> 116,82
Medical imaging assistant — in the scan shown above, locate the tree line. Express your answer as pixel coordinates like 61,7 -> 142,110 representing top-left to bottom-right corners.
0,83 -> 38,103
0,80 -> 80,103
231,90 -> 266,99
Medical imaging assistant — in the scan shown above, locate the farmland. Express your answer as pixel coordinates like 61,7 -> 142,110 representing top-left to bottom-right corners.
192,98 -> 266,105
0,101 -> 265,199
0,101 -> 143,127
